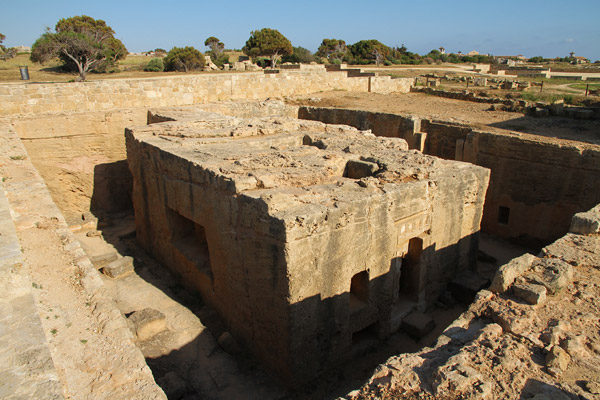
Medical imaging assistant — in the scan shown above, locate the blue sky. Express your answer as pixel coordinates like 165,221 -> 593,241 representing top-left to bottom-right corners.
1,0 -> 599,60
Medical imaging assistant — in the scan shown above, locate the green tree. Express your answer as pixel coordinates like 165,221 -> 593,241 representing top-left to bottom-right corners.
204,36 -> 228,67
282,46 -> 314,64
242,28 -> 292,68
94,37 -> 128,72
426,49 -> 442,60
0,33 -> 5,52
163,46 -> 204,72
204,36 -> 224,54
349,40 -> 391,65
316,39 -> 348,63
30,15 -> 126,81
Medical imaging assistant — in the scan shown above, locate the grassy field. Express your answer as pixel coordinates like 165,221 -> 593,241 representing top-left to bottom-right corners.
0,51 -> 246,83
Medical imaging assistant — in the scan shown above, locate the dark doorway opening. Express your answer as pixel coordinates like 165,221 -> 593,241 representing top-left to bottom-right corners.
350,270 -> 370,313
399,237 -> 423,302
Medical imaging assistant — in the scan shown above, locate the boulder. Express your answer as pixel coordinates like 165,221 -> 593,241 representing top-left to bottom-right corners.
128,308 -> 166,341
489,253 -> 536,293
545,345 -> 570,377
512,282 -> 546,305
570,205 -> 600,235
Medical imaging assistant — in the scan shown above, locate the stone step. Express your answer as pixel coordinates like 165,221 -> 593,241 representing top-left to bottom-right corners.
74,233 -> 118,269
401,311 -> 435,339
102,256 -> 134,279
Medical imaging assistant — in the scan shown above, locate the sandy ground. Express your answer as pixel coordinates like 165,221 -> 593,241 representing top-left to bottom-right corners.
290,91 -> 600,147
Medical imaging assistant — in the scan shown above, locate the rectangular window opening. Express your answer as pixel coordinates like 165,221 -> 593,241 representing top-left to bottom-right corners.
498,206 -> 510,225
167,207 -> 213,279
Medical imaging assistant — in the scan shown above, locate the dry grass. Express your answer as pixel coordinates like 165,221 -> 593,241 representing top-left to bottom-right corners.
0,51 -> 247,83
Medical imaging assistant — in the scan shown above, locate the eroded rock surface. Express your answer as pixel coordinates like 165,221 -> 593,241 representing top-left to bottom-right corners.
347,204 -> 600,400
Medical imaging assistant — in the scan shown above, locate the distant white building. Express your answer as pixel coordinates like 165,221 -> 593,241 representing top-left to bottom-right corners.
13,46 -> 31,53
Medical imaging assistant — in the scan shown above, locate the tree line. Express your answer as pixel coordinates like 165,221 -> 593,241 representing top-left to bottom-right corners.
15,15 -> 595,82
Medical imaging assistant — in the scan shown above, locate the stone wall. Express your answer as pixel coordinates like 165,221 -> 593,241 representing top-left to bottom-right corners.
298,107 -> 600,248
0,71 -> 412,117
8,109 -> 146,222
0,123 -> 166,399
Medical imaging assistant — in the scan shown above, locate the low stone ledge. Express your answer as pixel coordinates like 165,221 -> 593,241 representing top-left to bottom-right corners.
0,124 -> 166,399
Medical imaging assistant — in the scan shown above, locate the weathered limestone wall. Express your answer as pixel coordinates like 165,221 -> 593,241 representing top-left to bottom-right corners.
298,107 -> 600,248
3,73 -> 409,221
7,109 -> 146,222
0,123 -> 166,399
352,203 -> 600,399
460,131 -> 600,247
0,71 -> 412,117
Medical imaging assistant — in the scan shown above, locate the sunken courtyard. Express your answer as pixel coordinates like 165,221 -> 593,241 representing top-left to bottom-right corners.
1,67 -> 599,399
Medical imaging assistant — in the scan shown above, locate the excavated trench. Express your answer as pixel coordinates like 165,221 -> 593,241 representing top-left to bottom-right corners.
8,98 -> 597,399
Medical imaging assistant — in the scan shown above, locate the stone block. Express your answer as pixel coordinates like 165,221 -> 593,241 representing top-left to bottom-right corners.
512,282 -> 546,305
570,205 -> 600,235
548,101 -> 564,116
489,253 -> 537,293
583,381 -> 600,395
449,271 -> 490,303
532,107 -> 550,117
102,256 -> 134,279
76,233 -> 118,269
401,311 -> 435,339
128,308 -> 166,341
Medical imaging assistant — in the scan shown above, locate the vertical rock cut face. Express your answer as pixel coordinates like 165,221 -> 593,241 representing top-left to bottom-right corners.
125,107 -> 490,386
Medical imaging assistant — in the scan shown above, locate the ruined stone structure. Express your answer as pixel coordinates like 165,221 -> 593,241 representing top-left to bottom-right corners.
0,69 -> 411,117
298,107 -> 600,248
3,68 -> 598,398
125,109 -> 490,385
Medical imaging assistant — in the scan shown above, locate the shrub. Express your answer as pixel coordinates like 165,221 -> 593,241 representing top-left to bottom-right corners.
562,95 -> 574,104
254,57 -> 270,68
208,52 -> 230,68
144,57 -> 164,72
164,46 -> 204,72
